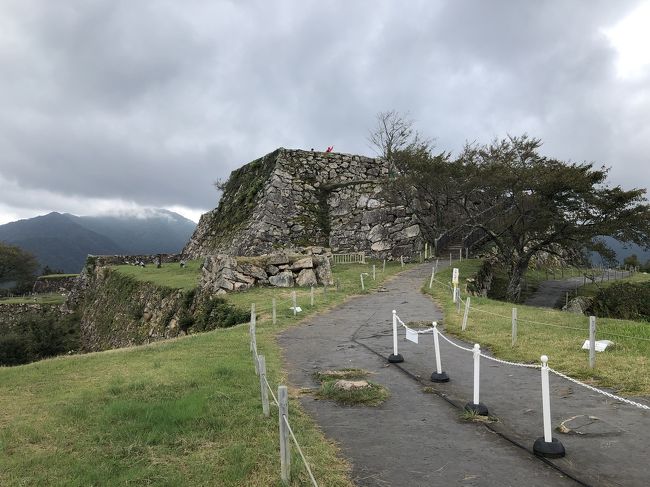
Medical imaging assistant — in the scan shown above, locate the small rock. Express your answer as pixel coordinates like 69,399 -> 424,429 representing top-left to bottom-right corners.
296,268 -> 318,287
334,380 -> 370,391
269,270 -> 294,287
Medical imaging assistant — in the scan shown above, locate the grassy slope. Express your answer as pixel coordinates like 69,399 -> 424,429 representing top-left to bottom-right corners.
112,260 -> 203,291
0,293 -> 66,305
0,260 -> 407,486
426,260 -> 650,395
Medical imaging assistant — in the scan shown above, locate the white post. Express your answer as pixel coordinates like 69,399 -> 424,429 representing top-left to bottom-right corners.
392,310 -> 399,357
425,242 -> 428,259
373,264 -> 376,280
360,273 -> 365,291
459,248 -> 462,261
278,385 -> 291,483
541,355 -> 552,442
589,316 -> 596,369
400,255 -> 404,267
449,253 -> 452,266
272,298 -> 277,325
292,291 -> 297,317
512,308 -> 517,346
310,286 -> 314,307
452,285 -> 457,303
455,288 -> 461,314
383,259 -> 386,273
251,305 -> 258,376
462,296 -> 470,330
435,258 -> 439,271
419,251 -> 423,263
429,267 -> 435,289
259,355 -> 269,417
430,322 -> 450,382
466,247 -> 469,259
472,344 -> 481,405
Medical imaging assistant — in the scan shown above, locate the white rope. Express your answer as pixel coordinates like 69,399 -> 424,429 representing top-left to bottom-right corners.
548,368 -> 650,411
478,352 -> 541,369
436,330 -> 475,352
282,415 -> 319,487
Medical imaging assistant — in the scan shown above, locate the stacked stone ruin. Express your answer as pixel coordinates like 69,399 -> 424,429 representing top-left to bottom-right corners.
184,148 -> 423,260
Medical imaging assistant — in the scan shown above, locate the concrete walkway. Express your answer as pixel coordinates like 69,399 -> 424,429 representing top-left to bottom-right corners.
524,271 -> 631,308
280,262 -> 649,486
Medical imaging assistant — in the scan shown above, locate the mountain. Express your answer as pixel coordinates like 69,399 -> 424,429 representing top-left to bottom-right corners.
0,210 -> 196,273
592,236 -> 650,266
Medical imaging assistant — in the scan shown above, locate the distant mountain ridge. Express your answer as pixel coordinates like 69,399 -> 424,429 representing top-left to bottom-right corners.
0,210 -> 196,273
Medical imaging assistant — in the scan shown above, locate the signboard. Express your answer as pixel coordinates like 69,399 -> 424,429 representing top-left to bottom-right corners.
452,268 -> 459,285
406,328 -> 419,344
581,340 -> 613,352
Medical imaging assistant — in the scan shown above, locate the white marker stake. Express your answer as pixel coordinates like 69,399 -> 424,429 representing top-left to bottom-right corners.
429,267 -> 435,289
272,298 -> 277,325
462,297 -> 470,331
373,264 -> 376,280
589,316 -> 596,369
449,253 -> 452,266
310,286 -> 314,307
392,310 -> 398,356
511,307 -> 517,346
360,273 -> 365,291
292,291 -> 297,316
400,255 -> 404,267
473,344 -> 481,405
383,259 -> 386,273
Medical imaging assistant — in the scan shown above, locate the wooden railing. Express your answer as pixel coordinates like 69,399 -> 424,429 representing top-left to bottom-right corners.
330,252 -> 366,265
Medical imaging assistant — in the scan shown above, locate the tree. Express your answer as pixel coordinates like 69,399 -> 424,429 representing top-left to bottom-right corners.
0,242 -> 39,292
623,254 -> 640,268
452,135 -> 650,301
389,134 -> 650,302
368,110 -> 420,163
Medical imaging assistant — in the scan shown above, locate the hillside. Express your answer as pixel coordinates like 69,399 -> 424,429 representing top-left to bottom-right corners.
0,210 -> 196,273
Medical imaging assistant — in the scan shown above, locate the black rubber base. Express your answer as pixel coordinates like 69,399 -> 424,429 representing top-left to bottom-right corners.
430,371 -> 450,382
533,437 -> 566,458
388,353 -> 404,363
464,402 -> 489,416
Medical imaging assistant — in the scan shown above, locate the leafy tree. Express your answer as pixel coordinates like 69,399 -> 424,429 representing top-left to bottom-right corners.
389,135 -> 650,302
453,135 -> 650,301
0,242 -> 39,292
623,254 -> 640,268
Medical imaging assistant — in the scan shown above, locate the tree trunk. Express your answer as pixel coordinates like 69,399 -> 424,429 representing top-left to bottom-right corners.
505,259 -> 529,302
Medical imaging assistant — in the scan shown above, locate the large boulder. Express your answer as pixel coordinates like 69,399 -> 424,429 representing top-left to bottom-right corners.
291,257 -> 314,271
269,270 -> 294,287
296,269 -> 318,287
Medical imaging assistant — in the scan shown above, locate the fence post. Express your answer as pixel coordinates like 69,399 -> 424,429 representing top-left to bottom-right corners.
589,316 -> 596,369
292,291 -> 297,317
272,298 -> 277,325
462,297 -> 470,330
449,253 -> 452,266
431,322 -> 450,382
459,248 -> 462,261
259,355 -> 270,417
464,344 -> 488,416
455,288 -> 461,314
388,310 -> 404,363
400,255 -> 404,267
429,267 -> 435,289
425,242 -> 428,259
533,356 -> 566,458
435,258 -> 439,271
511,308 -> 517,346
278,385 -> 291,483
310,286 -> 314,307
465,247 -> 469,259
373,264 -> 376,280
360,273 -> 365,291
383,259 -> 386,273
419,251 -> 423,263
250,305 -> 258,376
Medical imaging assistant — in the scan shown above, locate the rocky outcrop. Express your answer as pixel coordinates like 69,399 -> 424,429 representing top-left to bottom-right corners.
184,148 -> 423,259
200,247 -> 333,294
0,303 -> 64,332
32,275 -> 78,294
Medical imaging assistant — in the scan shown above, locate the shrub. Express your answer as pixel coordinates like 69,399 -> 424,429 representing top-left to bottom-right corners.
589,282 -> 650,321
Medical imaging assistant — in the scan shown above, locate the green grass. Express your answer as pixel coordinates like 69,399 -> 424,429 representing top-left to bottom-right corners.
427,259 -> 650,396
0,259 -> 409,486
38,274 -> 79,279
112,260 -> 203,290
313,369 -> 390,406
0,293 -> 66,305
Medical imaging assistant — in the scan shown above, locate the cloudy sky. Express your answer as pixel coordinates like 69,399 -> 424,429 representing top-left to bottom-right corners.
1,0 -> 649,224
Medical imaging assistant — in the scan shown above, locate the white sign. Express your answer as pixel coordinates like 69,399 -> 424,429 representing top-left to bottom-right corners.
405,328 -> 419,344
452,268 -> 459,285
581,340 -> 614,352
290,306 -> 302,313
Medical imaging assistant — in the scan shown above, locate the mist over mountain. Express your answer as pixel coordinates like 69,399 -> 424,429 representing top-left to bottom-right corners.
0,210 -> 196,273
594,236 -> 650,266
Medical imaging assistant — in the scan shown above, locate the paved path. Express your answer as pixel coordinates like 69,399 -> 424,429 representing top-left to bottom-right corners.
280,263 -> 649,486
524,271 -> 631,308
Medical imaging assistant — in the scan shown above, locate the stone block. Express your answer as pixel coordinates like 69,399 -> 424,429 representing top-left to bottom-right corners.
291,257 -> 314,270
296,268 -> 318,287
269,270 -> 294,287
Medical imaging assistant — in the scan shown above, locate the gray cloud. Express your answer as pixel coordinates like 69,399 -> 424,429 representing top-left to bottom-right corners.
0,0 -> 648,224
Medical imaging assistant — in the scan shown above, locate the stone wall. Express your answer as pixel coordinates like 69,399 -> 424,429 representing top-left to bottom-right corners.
201,248 -> 333,294
32,275 -> 78,294
0,303 -> 64,332
184,148 -> 422,259
89,253 -> 182,267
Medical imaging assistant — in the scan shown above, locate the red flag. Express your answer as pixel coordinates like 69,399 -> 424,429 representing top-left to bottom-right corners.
326,146 -> 334,152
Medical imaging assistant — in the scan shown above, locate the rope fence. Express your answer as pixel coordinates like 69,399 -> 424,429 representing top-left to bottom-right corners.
387,306 -> 650,459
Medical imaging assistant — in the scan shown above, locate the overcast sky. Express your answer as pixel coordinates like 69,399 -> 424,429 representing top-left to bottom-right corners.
1,0 -> 649,224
